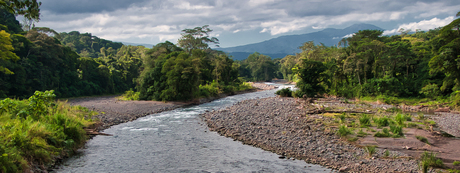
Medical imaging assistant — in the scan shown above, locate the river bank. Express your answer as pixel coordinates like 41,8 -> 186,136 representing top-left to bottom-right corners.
202,96 -> 460,172
65,82 -> 274,131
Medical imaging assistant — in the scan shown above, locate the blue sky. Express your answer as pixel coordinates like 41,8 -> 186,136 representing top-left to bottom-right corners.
34,0 -> 460,48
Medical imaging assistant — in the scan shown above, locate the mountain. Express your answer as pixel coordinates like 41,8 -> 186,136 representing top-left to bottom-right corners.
217,23 -> 383,60
122,42 -> 154,48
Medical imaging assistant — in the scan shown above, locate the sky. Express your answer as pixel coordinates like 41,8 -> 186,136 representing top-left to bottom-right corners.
33,0 -> 460,48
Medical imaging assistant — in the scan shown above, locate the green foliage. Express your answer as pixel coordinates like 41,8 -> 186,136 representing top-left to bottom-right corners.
420,83 -> 441,98
390,125 -> 404,137
119,90 -> 140,101
359,114 -> 371,127
137,35 -> 240,101
394,113 -> 407,126
384,150 -> 390,157
238,52 -> 278,82
357,129 -> 368,137
416,135 -> 430,144
199,82 -> 220,98
347,137 -> 359,142
374,116 -> 390,128
0,90 -> 93,172
337,125 -> 352,137
418,151 -> 444,173
364,145 -> 377,157
294,59 -> 327,97
374,128 -> 391,137
453,161 -> 460,166
275,88 -> 293,97
177,25 -> 219,53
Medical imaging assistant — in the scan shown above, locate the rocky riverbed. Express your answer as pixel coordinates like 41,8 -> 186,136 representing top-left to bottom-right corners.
202,97 -> 420,173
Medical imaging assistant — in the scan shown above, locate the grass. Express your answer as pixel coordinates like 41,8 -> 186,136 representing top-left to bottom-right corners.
337,125 -> 352,137
374,116 -> 390,128
453,161 -> 460,166
418,151 -> 444,173
118,90 -> 140,100
0,91 -> 94,173
357,129 -> 368,137
364,145 -> 377,158
359,114 -> 371,127
416,135 -> 430,144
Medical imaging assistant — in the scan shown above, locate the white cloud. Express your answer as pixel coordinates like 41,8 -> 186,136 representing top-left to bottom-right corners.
343,33 -> 355,38
383,16 -> 454,35
34,0 -> 460,46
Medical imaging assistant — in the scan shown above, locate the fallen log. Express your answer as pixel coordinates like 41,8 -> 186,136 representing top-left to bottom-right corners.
85,129 -> 113,136
306,109 -> 374,115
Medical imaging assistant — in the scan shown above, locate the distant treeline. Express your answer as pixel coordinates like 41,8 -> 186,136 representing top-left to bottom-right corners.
240,11 -> 460,106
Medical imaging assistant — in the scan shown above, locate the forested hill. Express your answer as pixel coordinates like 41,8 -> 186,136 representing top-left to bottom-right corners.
59,31 -> 124,58
218,23 -> 383,60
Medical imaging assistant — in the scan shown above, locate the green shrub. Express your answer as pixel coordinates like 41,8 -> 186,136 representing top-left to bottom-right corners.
275,88 -> 293,97
364,145 -> 377,157
374,128 -> 391,137
199,82 -> 220,97
0,90 -> 94,172
420,83 -> 440,98
453,161 -> 460,166
337,113 -> 346,122
407,122 -> 418,128
374,116 -> 390,128
237,82 -> 254,91
337,125 -> 352,137
384,150 -> 390,157
357,129 -> 368,137
359,114 -> 371,127
419,151 -> 444,173
394,113 -> 407,126
120,90 -> 140,100
390,125 -> 404,138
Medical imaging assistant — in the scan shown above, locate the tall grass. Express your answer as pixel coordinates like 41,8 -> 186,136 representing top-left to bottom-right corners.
0,90 -> 94,173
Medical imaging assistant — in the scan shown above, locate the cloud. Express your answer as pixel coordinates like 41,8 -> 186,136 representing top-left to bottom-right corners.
34,0 -> 460,45
383,16 -> 455,35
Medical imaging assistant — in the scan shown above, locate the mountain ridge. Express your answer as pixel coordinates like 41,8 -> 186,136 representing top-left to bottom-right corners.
217,23 -> 383,60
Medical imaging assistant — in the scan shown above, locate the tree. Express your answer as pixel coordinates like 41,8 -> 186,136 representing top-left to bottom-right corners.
294,59 -> 327,97
0,30 -> 19,74
177,25 -> 219,53
0,0 -> 41,21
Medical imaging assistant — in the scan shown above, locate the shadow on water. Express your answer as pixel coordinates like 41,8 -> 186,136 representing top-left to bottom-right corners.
53,85 -> 332,173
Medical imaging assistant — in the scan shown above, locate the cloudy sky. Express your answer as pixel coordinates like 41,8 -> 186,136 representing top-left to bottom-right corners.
34,0 -> 460,48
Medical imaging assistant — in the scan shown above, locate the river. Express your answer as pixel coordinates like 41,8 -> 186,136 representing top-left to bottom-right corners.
53,85 -> 332,173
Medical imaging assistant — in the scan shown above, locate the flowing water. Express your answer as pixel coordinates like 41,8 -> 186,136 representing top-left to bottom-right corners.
53,85 -> 331,173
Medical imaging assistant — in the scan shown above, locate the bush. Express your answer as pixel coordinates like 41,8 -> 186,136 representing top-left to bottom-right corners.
359,114 -> 371,127
364,145 -> 377,157
236,82 -> 254,91
374,128 -> 391,137
275,88 -> 293,97
357,129 -> 368,137
390,125 -> 404,138
394,113 -> 407,126
120,90 -> 140,100
337,125 -> 352,137
0,90 -> 94,172
199,82 -> 220,97
374,116 -> 390,128
419,151 -> 444,173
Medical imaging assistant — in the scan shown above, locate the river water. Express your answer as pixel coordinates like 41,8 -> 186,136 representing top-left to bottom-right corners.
53,86 -> 331,173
